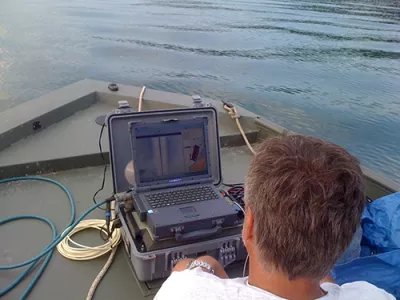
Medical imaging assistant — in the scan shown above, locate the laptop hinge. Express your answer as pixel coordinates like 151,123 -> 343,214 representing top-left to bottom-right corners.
149,181 -> 202,191
136,177 -> 214,192
136,186 -> 151,193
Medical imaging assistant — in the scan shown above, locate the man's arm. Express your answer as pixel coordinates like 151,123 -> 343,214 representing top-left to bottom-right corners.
172,255 -> 229,279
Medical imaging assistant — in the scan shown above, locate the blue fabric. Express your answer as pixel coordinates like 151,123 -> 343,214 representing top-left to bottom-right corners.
336,225 -> 363,265
362,192 -> 400,253
332,192 -> 400,299
333,249 -> 400,298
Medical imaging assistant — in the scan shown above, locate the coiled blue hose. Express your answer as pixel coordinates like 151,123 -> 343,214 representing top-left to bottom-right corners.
0,176 -> 107,299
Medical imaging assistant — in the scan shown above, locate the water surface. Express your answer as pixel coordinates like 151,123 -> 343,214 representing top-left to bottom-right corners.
0,0 -> 399,182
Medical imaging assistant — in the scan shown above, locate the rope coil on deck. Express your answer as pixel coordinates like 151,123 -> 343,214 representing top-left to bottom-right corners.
56,218 -> 121,260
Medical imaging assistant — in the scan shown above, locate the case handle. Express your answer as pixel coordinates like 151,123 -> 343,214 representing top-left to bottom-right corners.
175,225 -> 222,242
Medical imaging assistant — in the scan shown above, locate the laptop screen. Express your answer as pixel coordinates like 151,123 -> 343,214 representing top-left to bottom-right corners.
130,118 -> 212,186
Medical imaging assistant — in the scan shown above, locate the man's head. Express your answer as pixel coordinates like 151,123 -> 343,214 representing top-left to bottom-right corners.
242,135 -> 365,281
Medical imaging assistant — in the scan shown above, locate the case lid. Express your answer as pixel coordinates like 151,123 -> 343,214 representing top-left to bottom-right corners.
107,107 -> 222,193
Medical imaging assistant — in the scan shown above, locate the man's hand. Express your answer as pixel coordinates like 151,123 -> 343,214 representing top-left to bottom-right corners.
172,255 -> 229,279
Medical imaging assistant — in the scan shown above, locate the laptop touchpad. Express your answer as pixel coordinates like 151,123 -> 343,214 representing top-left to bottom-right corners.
180,206 -> 199,218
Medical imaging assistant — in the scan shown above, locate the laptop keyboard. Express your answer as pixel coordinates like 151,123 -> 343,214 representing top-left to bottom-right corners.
146,186 -> 219,209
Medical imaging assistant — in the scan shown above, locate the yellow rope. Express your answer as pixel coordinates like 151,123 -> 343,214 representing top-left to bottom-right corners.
223,104 -> 256,155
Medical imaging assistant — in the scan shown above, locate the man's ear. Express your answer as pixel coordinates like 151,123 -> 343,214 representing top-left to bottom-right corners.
242,207 -> 255,249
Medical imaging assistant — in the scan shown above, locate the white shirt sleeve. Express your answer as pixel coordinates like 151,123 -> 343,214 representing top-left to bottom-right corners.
322,281 -> 396,300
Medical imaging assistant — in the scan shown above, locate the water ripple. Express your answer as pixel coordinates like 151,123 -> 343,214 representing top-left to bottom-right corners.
136,0 -> 400,21
227,25 -> 400,43
150,24 -> 226,33
92,36 -> 400,61
259,17 -> 400,32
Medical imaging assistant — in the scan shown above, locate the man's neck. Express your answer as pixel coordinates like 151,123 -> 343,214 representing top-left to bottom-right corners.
247,257 -> 326,300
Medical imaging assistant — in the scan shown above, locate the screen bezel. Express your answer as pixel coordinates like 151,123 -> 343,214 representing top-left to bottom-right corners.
130,117 -> 213,189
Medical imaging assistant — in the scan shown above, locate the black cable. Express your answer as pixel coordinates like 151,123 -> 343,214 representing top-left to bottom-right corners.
100,223 -> 109,242
93,123 -> 107,210
100,216 -> 119,242
226,186 -> 245,207
221,188 -> 245,219
98,123 -> 106,161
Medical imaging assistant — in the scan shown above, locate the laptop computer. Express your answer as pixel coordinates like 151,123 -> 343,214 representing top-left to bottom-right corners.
128,109 -> 239,242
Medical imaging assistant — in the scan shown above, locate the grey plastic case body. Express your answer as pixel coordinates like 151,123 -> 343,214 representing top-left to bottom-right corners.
118,206 -> 247,282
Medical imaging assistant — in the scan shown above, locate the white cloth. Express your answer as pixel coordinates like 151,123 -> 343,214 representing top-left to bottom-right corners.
154,268 -> 395,300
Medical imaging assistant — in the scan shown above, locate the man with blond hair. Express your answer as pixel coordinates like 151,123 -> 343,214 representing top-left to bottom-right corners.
155,135 -> 395,300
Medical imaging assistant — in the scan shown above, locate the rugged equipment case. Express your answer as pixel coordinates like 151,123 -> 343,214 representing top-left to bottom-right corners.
107,107 -> 246,282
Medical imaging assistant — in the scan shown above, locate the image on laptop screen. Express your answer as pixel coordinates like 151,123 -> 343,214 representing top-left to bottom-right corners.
131,118 -> 211,185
